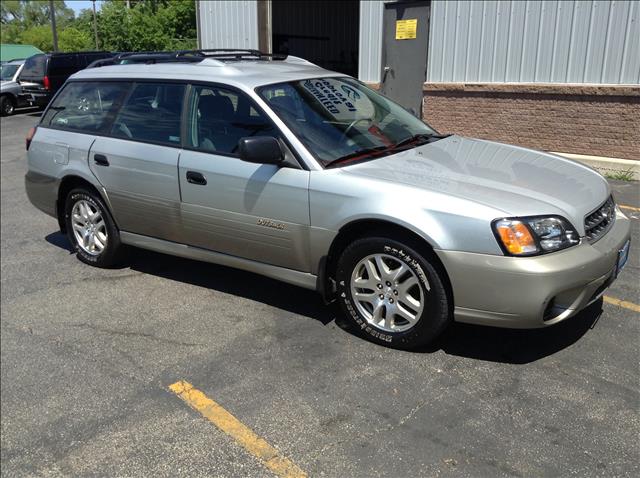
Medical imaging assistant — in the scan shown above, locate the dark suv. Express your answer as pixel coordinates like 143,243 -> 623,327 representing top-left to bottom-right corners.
18,51 -> 113,108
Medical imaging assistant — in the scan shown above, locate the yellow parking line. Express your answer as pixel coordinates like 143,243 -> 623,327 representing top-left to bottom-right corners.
169,380 -> 306,478
603,296 -> 640,313
619,204 -> 640,212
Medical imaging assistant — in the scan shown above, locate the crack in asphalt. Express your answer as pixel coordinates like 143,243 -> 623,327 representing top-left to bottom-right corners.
67,323 -> 204,347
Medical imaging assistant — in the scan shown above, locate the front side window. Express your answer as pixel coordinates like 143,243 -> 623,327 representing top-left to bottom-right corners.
111,82 -> 185,145
42,81 -> 130,132
257,77 -> 438,167
186,85 -> 278,155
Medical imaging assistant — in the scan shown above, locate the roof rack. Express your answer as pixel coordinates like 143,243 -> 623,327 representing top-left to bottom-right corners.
174,49 -> 287,61
85,49 -> 295,69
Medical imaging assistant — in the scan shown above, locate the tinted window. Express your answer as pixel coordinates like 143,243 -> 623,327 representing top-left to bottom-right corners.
42,81 -> 130,133
49,54 -> 78,76
186,85 -> 278,154
111,83 -> 185,145
19,54 -> 47,80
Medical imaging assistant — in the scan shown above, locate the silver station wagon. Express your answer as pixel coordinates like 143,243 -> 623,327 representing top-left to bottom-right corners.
25,50 -> 631,349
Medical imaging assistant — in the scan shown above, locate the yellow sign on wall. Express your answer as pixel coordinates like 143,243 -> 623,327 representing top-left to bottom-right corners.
395,19 -> 418,40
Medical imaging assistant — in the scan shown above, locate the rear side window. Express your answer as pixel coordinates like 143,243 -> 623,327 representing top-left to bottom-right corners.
111,83 -> 185,145
186,85 -> 278,155
42,81 -> 130,133
19,54 -> 47,80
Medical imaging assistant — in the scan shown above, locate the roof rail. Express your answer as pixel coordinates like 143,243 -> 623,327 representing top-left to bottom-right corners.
85,49 -> 302,69
175,49 -> 287,61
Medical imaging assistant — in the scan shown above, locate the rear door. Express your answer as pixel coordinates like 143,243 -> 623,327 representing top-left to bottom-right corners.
178,84 -> 311,271
88,82 -> 186,242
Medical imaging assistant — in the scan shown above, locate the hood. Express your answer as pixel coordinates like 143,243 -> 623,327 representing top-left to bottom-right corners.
342,135 -> 610,232
0,80 -> 18,89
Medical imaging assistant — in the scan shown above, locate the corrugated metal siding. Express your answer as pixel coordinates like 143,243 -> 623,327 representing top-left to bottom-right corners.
359,1 -> 385,82
428,0 -> 640,84
198,0 -> 259,50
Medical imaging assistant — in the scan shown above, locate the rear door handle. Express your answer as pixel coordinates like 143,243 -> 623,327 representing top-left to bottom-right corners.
186,171 -> 207,185
94,154 -> 109,166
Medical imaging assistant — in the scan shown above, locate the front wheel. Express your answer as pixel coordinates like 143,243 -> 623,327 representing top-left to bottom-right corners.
336,237 -> 451,349
64,188 -> 125,267
0,96 -> 15,116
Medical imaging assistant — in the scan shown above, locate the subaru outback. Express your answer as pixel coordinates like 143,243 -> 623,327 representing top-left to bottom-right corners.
25,50 -> 631,349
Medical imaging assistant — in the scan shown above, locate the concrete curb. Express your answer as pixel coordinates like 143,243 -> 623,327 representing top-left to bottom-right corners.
552,152 -> 639,180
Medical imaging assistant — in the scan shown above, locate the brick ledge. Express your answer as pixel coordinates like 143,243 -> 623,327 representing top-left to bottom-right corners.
424,82 -> 640,96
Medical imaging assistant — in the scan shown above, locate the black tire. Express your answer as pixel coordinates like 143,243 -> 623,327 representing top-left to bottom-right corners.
1,96 -> 15,116
64,188 -> 125,267
336,236 -> 451,350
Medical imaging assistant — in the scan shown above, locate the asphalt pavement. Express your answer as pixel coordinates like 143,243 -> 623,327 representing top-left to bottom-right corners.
1,110 -> 638,477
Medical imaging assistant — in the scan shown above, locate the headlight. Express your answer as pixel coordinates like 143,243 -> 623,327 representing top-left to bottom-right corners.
493,216 -> 580,256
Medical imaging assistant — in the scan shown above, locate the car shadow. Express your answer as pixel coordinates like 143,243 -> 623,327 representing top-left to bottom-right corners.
45,231 -> 601,363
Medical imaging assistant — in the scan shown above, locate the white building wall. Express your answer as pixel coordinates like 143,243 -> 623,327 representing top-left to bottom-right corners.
427,0 -> 640,84
358,1 -> 385,83
198,0 -> 259,50
197,1 -> 640,85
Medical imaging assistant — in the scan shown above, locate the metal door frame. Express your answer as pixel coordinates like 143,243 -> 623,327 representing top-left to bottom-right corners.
380,0 -> 431,118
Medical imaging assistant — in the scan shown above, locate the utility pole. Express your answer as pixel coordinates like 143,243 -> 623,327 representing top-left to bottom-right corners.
92,0 -> 99,50
49,0 -> 58,52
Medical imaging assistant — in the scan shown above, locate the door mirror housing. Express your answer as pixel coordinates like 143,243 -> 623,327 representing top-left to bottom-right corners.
238,136 -> 283,165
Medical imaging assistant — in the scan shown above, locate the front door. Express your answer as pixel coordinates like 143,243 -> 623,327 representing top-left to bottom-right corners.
381,1 -> 430,116
178,84 -> 311,272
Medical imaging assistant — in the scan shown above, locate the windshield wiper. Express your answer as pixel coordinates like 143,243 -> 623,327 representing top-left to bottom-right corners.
324,145 -> 392,169
393,132 -> 450,149
324,133 -> 451,169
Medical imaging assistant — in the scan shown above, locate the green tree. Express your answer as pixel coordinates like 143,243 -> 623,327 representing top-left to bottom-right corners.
59,27 -> 93,52
18,24 -> 53,52
1,1 -> 73,28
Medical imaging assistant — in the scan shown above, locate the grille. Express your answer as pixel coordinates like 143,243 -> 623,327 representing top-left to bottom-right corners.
584,196 -> 615,243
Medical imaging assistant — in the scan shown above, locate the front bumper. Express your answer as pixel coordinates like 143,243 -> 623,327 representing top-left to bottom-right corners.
436,209 -> 631,328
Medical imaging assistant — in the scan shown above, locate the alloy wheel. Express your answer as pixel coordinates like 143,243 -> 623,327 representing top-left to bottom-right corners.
71,199 -> 108,256
350,253 -> 427,333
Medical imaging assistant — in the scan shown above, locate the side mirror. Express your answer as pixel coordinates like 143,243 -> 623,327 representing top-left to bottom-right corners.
238,136 -> 283,165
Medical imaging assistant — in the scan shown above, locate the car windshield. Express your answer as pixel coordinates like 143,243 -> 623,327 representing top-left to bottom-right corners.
0,64 -> 20,81
258,77 -> 438,167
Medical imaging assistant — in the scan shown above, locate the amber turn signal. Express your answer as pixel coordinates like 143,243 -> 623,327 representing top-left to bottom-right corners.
494,219 -> 538,255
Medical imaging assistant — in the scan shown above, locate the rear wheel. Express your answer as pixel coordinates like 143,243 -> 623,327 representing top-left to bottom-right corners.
0,96 -> 15,116
64,188 -> 124,267
336,236 -> 450,349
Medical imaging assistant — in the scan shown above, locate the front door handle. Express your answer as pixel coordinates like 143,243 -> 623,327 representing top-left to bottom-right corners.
186,171 -> 207,185
94,154 -> 109,166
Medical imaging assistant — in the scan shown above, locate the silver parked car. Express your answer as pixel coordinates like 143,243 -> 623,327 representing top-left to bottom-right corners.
1,59 -> 31,116
25,50 -> 631,349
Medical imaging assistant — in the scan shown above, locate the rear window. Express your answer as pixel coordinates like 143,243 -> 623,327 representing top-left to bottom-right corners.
42,81 -> 130,133
111,83 -> 185,145
19,54 -> 47,80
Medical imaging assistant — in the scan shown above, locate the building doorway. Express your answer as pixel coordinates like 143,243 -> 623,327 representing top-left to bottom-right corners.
381,1 -> 430,116
270,0 -> 360,77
